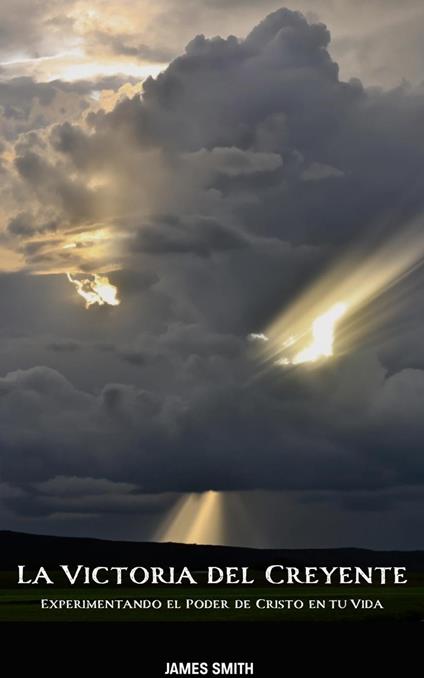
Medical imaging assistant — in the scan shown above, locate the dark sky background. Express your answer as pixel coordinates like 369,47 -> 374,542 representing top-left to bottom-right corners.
1,2 -> 424,548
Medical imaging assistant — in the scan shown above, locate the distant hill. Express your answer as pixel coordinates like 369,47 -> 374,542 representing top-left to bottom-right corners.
1,530 -> 424,571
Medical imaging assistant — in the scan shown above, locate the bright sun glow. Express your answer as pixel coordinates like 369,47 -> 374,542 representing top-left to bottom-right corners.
0,53 -> 166,83
291,302 -> 347,364
67,272 -> 120,308
253,217 -> 424,373
57,60 -> 165,82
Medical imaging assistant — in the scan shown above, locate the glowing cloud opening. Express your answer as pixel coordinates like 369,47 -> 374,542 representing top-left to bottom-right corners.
252,217 -> 424,372
0,52 -> 166,83
290,302 -> 347,365
67,272 -> 120,308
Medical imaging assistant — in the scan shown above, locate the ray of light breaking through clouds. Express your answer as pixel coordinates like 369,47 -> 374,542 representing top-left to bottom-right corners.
251,218 -> 424,371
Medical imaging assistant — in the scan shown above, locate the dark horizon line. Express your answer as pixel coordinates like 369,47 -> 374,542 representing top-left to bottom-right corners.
2,528 -> 423,555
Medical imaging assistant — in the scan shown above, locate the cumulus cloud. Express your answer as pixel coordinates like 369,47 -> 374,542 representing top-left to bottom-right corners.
2,7 -> 424,545
10,6 -> 424,277
0,76 -> 136,140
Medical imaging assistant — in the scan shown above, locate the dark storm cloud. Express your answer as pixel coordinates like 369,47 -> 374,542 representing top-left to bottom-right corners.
2,475 -> 173,517
15,150 -> 97,223
133,215 -> 249,257
86,8 -> 424,251
3,7 -> 424,539
0,349 -> 424,501
96,10 -> 339,153
0,76 -> 133,141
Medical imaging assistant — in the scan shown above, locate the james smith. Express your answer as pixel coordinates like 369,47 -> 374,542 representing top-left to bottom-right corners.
165,663 -> 254,675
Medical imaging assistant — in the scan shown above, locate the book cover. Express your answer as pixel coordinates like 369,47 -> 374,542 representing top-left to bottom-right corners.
0,0 -> 423,661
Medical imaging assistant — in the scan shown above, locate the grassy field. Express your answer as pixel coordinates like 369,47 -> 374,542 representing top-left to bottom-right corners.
1,572 -> 424,621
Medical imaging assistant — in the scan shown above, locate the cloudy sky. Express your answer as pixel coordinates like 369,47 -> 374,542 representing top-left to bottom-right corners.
1,1 -> 424,549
